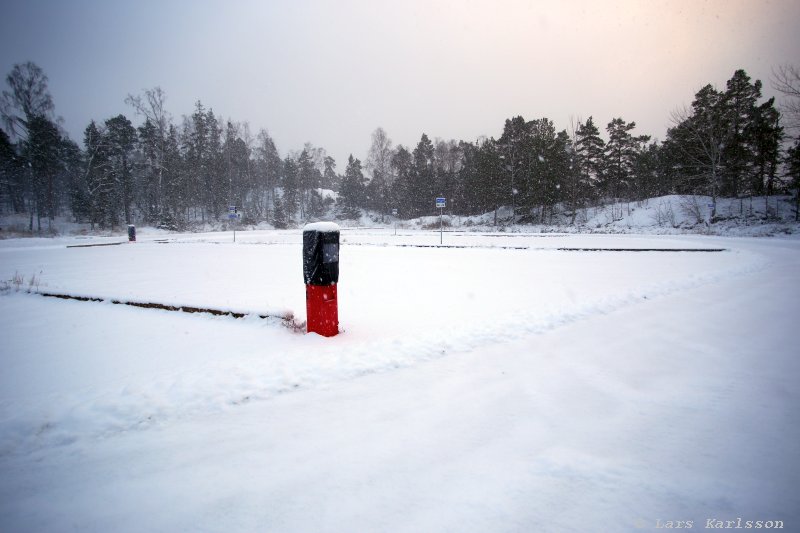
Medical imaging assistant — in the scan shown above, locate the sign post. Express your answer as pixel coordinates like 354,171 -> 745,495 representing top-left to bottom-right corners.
228,205 -> 238,242
392,208 -> 398,236
436,197 -> 446,244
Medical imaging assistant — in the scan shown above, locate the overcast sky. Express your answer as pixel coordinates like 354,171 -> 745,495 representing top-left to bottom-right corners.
2,0 -> 799,166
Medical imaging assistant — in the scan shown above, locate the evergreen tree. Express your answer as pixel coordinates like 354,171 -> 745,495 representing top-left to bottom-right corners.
137,118 -> 163,222
24,115 -> 66,231
574,116 -> 605,204
254,129 -> 281,220
282,156 -> 299,219
432,139 -> 461,216
475,138 -> 504,224
160,124 -> 184,228
454,141 -> 478,215
297,148 -> 319,220
748,98 -> 782,215
786,139 -> 800,221
411,134 -> 436,217
223,121 -> 250,219
665,84 -> 728,209
544,129 -> 573,222
82,121 -> 111,229
271,194 -> 288,228
632,141 -> 662,200
204,110 -> 225,220
322,155 -> 338,191
104,114 -> 137,225
497,117 -> 529,221
337,154 -> 366,219
603,118 -> 650,203
457,139 -> 499,217
523,118 -> 560,221
390,146 -> 413,217
722,69 -> 762,196
0,128 -> 24,213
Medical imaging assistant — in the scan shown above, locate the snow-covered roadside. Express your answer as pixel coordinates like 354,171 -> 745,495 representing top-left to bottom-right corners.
0,234 -> 797,531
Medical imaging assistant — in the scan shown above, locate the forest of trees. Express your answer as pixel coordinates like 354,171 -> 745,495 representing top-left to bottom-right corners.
1,61 -> 799,233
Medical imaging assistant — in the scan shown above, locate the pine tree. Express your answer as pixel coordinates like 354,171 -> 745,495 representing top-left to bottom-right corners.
104,114 -> 137,226
0,128 -> 24,213
666,84 -> 727,213
137,118 -> 162,222
575,117 -> 605,204
337,154 -> 366,219
524,118 -> 559,221
322,155 -> 338,191
24,115 -> 67,232
271,194 -> 288,229
253,129 -> 281,221
497,117 -> 529,222
390,146 -> 413,218
223,121 -> 250,219
786,139 -> 800,221
722,69 -> 762,197
161,124 -> 184,228
411,134 -> 436,217
433,139 -> 461,216
82,121 -> 110,229
204,110 -> 225,220
282,156 -> 299,220
297,149 -> 318,220
748,98 -> 782,213
476,138 -> 504,225
603,118 -> 650,204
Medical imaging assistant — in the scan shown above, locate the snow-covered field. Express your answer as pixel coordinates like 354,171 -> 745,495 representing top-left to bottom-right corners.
1,228 -> 798,531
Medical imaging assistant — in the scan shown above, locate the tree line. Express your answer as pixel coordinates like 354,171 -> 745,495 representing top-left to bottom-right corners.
2,62 -> 799,232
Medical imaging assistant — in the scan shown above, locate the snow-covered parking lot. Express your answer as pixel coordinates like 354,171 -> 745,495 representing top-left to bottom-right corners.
1,229 -> 798,532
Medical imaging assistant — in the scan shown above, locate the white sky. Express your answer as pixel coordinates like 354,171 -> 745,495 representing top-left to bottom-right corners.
1,0 -> 799,165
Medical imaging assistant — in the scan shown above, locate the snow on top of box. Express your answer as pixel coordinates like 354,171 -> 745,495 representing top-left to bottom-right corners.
303,221 -> 340,233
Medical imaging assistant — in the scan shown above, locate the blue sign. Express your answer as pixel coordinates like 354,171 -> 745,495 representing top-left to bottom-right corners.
436,197 -> 446,208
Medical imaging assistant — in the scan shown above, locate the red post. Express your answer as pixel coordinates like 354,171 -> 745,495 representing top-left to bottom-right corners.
306,284 -> 338,337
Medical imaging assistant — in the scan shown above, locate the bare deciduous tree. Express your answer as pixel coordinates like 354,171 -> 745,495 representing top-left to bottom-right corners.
772,64 -> 800,131
125,87 -> 171,219
1,61 -> 55,138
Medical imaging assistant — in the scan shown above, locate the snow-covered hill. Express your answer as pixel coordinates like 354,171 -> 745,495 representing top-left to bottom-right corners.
410,194 -> 799,237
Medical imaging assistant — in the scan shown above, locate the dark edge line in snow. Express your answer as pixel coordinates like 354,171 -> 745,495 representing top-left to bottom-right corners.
345,242 -> 530,250
66,242 -> 127,248
554,247 -> 727,252
36,291 -> 304,331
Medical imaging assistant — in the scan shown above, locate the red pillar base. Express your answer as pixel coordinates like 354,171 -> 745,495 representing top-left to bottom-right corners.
306,284 -> 338,337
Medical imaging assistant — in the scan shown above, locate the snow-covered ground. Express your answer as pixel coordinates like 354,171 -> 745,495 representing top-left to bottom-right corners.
0,228 -> 798,531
